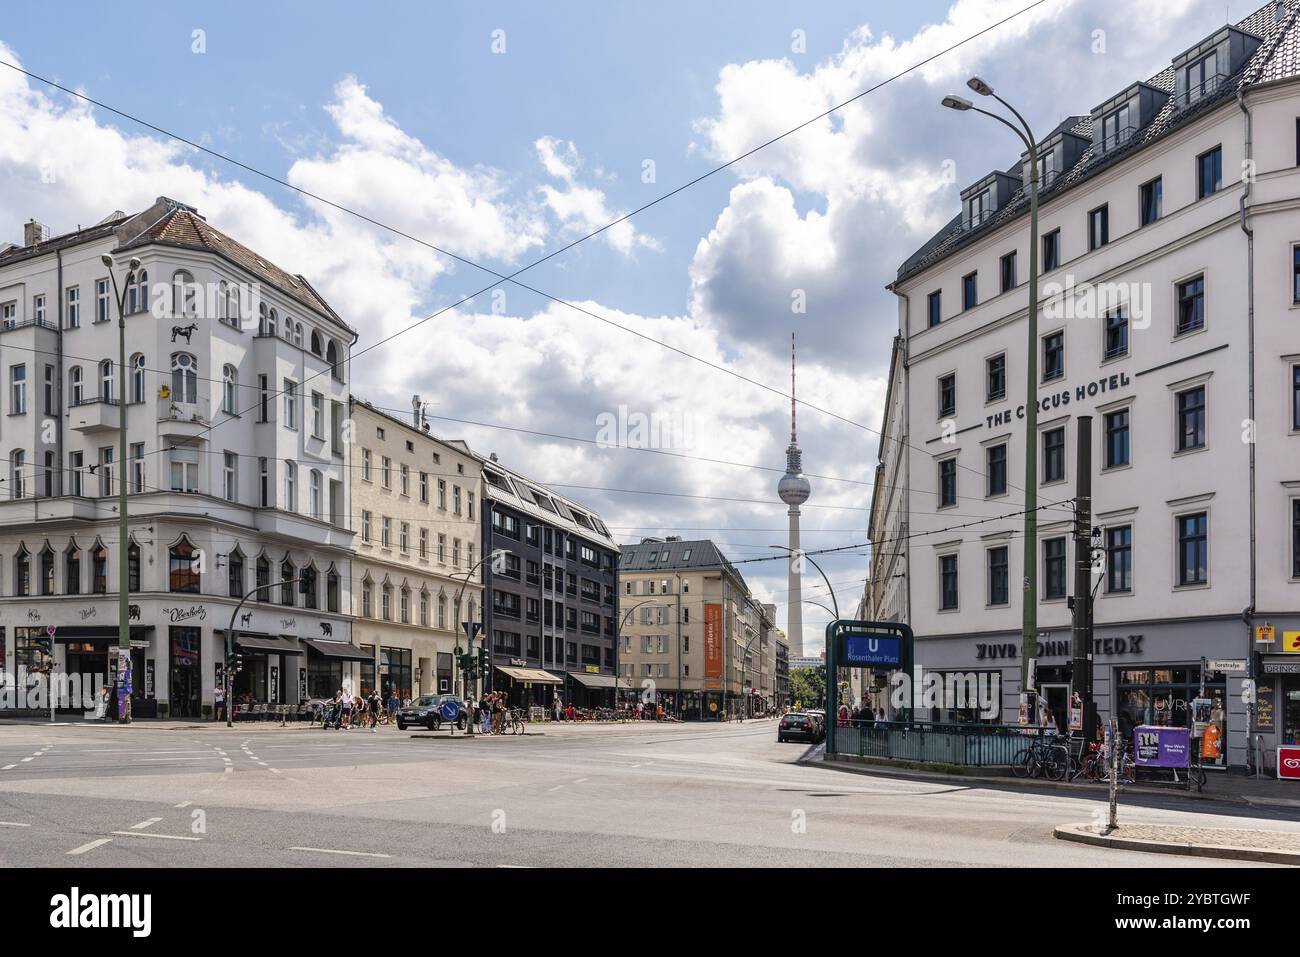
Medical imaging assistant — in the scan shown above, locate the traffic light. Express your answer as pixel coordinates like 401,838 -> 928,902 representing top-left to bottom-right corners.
456,652 -> 475,677
477,647 -> 490,673
227,650 -> 244,674
35,636 -> 53,657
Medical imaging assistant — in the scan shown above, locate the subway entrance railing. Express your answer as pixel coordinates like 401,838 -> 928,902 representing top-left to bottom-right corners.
829,720 -> 1049,767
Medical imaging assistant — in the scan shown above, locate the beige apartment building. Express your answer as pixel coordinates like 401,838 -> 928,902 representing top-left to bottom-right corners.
617,538 -> 777,718
348,398 -> 483,702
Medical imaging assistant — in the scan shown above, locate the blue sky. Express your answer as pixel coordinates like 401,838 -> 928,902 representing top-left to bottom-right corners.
0,0 -> 1250,650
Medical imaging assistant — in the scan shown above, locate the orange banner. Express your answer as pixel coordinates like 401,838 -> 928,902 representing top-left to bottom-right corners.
704,603 -> 723,680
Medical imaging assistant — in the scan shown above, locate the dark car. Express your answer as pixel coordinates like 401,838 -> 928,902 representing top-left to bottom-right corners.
777,712 -> 820,743
396,694 -> 467,731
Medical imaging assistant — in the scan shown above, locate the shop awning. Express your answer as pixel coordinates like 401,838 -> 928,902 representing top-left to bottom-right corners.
495,665 -> 564,684
233,633 -> 303,656
567,671 -> 625,689
302,638 -> 372,662
52,626 -> 153,643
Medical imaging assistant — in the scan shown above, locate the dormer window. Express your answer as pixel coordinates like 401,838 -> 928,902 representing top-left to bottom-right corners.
1185,51 -> 1220,104
1034,151 -> 1059,189
1100,104 -> 1132,152
966,188 -> 992,228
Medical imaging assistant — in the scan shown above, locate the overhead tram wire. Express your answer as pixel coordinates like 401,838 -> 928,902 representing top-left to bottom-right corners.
0,0 -> 1055,502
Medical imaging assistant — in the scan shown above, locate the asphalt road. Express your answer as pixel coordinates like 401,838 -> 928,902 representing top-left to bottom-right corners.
0,718 -> 1296,867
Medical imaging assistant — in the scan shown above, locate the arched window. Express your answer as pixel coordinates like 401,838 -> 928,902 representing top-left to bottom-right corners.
217,281 -> 229,322
130,353 -> 146,403
419,588 -> 430,626
326,566 -> 340,613
38,544 -> 55,596
381,582 -> 393,621
361,576 -> 374,618
302,563 -> 318,609
64,540 -> 81,595
168,537 -> 199,594
400,586 -> 411,624
226,283 -> 240,327
309,469 -> 322,519
136,269 -> 149,313
437,592 -> 447,630
128,539 -> 141,592
326,340 -> 342,382
14,545 -> 30,597
258,302 -> 271,336
92,539 -> 109,594
222,364 -> 238,414
170,353 -> 197,404
99,358 -> 114,402
69,366 -> 83,407
227,546 -> 244,598
172,270 -> 197,319
280,556 -> 295,606
293,322 -> 303,347
268,307 -> 278,338
255,554 -> 270,602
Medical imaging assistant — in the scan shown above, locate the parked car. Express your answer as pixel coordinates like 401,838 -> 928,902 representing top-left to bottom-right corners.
396,694 -> 467,731
777,712 -> 821,743
805,709 -> 827,740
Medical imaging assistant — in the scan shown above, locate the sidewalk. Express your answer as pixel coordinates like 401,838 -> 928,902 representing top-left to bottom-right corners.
1055,822 -> 1300,865
806,750 -> 1300,809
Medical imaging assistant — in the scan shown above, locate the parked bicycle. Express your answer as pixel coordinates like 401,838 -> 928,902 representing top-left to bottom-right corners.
1011,734 -> 1070,781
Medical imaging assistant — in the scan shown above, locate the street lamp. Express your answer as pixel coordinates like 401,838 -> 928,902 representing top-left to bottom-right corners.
451,549 -> 503,734
614,598 -> 658,714
101,253 -> 141,724
942,77 -> 1041,715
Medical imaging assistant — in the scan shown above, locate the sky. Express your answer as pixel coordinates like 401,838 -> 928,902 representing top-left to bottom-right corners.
0,0 -> 1255,653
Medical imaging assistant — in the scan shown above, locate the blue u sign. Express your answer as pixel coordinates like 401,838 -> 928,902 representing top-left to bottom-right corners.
843,635 -> 902,667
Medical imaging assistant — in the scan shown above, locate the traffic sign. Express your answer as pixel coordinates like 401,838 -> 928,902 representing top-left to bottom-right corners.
440,700 -> 462,723
1206,659 -> 1247,673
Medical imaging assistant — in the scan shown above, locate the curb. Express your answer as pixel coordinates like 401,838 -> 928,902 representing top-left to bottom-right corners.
1053,823 -> 1300,865
800,753 -> 1257,805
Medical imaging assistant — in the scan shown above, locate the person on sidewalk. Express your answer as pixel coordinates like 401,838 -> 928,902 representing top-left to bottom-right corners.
367,687 -> 382,732
340,689 -> 352,730
213,682 -> 226,722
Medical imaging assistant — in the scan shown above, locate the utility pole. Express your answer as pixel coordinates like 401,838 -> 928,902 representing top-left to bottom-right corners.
1070,416 -> 1094,742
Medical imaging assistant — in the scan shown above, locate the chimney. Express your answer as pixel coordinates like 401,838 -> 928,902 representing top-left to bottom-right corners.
24,220 -> 48,247
489,452 -> 498,462
411,394 -> 422,429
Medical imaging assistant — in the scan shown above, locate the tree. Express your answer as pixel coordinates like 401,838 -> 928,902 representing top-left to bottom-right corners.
788,666 -> 825,710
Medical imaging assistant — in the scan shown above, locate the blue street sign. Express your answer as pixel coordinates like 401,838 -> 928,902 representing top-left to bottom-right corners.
843,635 -> 903,668
440,700 -> 462,723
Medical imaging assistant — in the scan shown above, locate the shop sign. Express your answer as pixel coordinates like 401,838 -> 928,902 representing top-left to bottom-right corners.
1133,725 -> 1189,769
1283,631 -> 1300,654
976,635 -> 1144,661
270,666 -> 279,702
1278,746 -> 1300,781
704,603 -> 723,679
1256,624 -> 1275,644
145,660 -> 155,698
162,605 -> 207,623
1255,684 -> 1276,732
983,373 -> 1132,430
1262,661 -> 1300,675
584,665 -> 599,674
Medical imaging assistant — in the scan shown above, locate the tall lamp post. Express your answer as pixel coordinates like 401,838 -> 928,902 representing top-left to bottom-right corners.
452,549 -> 501,734
101,254 -> 141,724
943,77 -> 1041,715
614,598 -> 657,714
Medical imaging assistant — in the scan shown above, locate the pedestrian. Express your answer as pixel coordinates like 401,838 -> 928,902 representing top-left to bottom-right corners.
368,687 -> 382,732
492,695 -> 505,734
552,696 -> 562,722
340,689 -> 353,730
387,687 -> 400,717
479,693 -> 492,734
213,681 -> 226,722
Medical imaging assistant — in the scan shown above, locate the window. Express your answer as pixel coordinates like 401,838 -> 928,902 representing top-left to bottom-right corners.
33,293 -> 46,325
1185,51 -> 1219,103
1176,386 -> 1206,451
10,450 -> 26,499
1176,275 -> 1205,335
310,392 -> 324,438
1139,177 -> 1162,226
966,187 -> 991,227
939,554 -> 959,610
68,451 -> 83,497
1106,525 -> 1133,593
131,354 -> 145,404
99,359 -> 114,402
65,286 -> 80,329
310,470 -> 322,519
986,443 -> 1007,497
453,485 -> 462,514
1044,537 -> 1067,600
361,510 -> 372,543
98,447 -> 113,497
127,271 -> 147,314
285,460 -> 297,510
258,457 -> 269,507
10,364 -> 26,414
222,365 -> 237,414
170,353 -> 197,404
222,451 -> 238,502
987,546 -> 1009,606
986,353 -> 1006,402
937,373 -> 956,418
1042,229 -> 1060,272
64,542 -> 81,594
381,456 -> 391,489
962,272 -> 978,310
169,538 -> 200,593
1294,247 -> 1300,303
1100,103 -> 1131,150
1176,512 -> 1208,586
92,542 -> 108,593
937,458 -> 957,508
400,464 -> 410,496
172,271 -> 197,319
283,379 -> 297,429
438,479 -> 446,509
1104,408 -> 1130,468
361,448 -> 372,482
228,549 -> 245,598
361,580 -> 373,617
1293,365 -> 1300,431
468,492 -> 475,520
1293,500 -> 1300,579
95,278 -> 110,323
1042,427 -> 1066,483
1042,331 -> 1064,382
400,587 -> 410,624
419,471 -> 428,502
1197,146 -> 1222,199
438,533 -> 446,563
170,447 -> 198,492
44,364 -> 55,414
1103,308 -> 1129,360
281,559 -> 296,606
1088,204 -> 1109,251
1000,251 -> 1017,293
927,290 -> 942,328
127,540 -> 140,592
381,584 -> 392,621
419,528 -> 428,559
399,522 -> 409,552
382,517 -> 392,548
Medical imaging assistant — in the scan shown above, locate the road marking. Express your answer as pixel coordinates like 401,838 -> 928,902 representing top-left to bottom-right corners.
67,839 -> 112,856
174,801 -> 193,809
1,765 -> 16,771
20,757 -> 33,763
268,768 -> 281,774
224,767 -> 233,774
130,818 -> 162,830
0,821 -> 31,827
547,785 -> 564,792
288,846 -> 391,859
110,831 -> 202,842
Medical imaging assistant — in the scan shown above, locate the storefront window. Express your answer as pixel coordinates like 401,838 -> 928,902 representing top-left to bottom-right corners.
1114,664 -> 1227,767
169,626 -> 201,718
1284,679 -> 1300,747
381,647 -> 412,700
307,656 -> 343,700
15,628 -> 51,673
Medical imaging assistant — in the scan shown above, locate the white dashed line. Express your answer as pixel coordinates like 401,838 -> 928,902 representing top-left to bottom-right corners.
0,821 -> 31,828
67,839 -> 112,856
20,757 -> 33,763
269,768 -> 281,774
130,818 -> 162,830
573,778 -> 588,783
109,831 -> 202,842
289,846 -> 391,859
174,801 -> 193,809
547,785 -> 564,792
1,765 -> 16,771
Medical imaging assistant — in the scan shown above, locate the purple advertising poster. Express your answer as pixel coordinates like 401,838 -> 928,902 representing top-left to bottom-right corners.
1133,725 -> 1190,768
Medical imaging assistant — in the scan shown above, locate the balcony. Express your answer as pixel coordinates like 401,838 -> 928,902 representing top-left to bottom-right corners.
1098,124 -> 1138,154
1175,73 -> 1228,110
157,396 -> 209,442
68,397 -> 120,433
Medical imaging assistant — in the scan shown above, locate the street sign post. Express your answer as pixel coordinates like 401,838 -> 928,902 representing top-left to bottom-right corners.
46,625 -> 57,723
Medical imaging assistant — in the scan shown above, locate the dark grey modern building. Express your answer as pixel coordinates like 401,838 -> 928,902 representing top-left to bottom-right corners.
479,457 -> 620,710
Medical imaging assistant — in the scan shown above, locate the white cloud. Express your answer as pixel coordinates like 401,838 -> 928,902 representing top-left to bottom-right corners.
533,135 -> 661,256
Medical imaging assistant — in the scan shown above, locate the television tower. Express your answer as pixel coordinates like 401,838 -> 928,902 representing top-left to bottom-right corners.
777,333 -> 811,656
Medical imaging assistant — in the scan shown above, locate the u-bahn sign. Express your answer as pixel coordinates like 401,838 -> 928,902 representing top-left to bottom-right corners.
825,619 -> 914,757
842,634 -> 903,668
